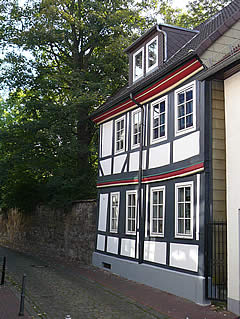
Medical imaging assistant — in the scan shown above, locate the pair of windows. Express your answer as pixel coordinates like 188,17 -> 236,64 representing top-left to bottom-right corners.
133,36 -> 158,82
115,110 -> 142,154
109,181 -> 193,238
109,191 -> 137,234
149,183 -> 193,238
151,82 -> 196,143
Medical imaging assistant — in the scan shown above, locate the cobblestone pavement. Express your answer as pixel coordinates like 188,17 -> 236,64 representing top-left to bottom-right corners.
0,246 -> 167,319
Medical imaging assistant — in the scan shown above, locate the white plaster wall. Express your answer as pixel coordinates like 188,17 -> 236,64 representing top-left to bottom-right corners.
225,72 -> 240,304
101,121 -> 113,157
170,243 -> 198,272
144,241 -> 167,265
121,239 -> 136,258
98,194 -> 108,232
100,158 -> 112,176
173,131 -> 200,163
129,150 -> 146,172
107,236 -> 119,254
149,143 -> 170,169
113,154 -> 127,174
97,234 -> 105,251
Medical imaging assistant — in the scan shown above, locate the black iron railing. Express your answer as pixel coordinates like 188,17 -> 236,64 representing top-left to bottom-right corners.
206,221 -> 227,301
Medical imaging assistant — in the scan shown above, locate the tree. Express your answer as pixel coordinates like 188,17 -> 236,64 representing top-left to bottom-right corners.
158,0 -> 229,29
0,0 -> 155,211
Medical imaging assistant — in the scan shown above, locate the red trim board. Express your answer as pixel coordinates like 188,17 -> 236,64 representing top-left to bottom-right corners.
97,162 -> 204,188
93,58 -> 203,124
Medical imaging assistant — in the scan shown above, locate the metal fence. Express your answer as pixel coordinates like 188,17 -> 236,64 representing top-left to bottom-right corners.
206,221 -> 227,301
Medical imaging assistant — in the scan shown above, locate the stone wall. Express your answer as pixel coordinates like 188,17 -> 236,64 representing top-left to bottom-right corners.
0,200 -> 97,265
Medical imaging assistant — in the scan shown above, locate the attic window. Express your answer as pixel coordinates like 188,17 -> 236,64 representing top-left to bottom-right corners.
133,47 -> 144,81
146,36 -> 158,73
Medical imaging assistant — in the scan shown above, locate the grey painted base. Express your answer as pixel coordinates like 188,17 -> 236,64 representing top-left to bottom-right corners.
92,252 -> 210,306
228,297 -> 240,316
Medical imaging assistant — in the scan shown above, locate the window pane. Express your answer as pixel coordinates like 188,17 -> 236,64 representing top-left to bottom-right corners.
153,117 -> 159,128
159,191 -> 163,204
178,105 -> 185,117
153,105 -> 159,117
178,219 -> 184,234
186,101 -> 193,114
178,92 -> 184,104
160,101 -> 165,113
153,205 -> 158,218
112,219 -> 117,231
117,121 -> 120,131
153,128 -> 158,139
160,114 -> 165,125
158,220 -> 163,234
178,188 -> 184,202
135,51 -> 143,77
153,191 -> 158,204
132,220 -> 136,232
159,206 -> 163,218
153,220 -> 157,233
178,118 -> 185,130
132,194 -> 136,206
185,219 -> 191,234
185,187 -> 191,201
148,40 -> 157,68
186,89 -> 193,101
186,115 -> 193,128
178,203 -> 184,217
160,125 -> 165,137
120,140 -> 123,150
185,203 -> 191,218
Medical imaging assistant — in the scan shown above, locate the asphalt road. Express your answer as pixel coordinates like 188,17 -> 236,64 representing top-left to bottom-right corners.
0,246 -> 165,319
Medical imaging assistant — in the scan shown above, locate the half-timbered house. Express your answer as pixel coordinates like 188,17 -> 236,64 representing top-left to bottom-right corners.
91,0 -> 240,313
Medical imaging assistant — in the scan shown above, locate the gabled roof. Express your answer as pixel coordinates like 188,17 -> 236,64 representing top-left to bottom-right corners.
92,0 -> 240,121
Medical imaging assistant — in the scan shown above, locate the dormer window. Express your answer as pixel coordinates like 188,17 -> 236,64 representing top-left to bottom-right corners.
133,47 -> 144,82
146,36 -> 158,73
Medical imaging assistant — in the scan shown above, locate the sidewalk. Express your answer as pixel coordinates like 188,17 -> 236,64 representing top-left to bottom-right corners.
75,265 -> 238,319
0,285 -> 31,319
0,244 -> 239,319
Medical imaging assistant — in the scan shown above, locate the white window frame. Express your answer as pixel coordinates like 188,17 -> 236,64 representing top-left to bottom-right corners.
133,47 -> 144,82
150,186 -> 165,237
110,192 -> 120,233
175,81 -> 196,137
126,190 -> 138,234
131,108 -> 141,149
175,181 -> 194,239
150,96 -> 168,144
146,36 -> 158,73
115,115 -> 125,154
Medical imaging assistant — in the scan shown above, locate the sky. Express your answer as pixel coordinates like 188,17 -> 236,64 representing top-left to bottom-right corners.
172,0 -> 189,9
18,0 -> 189,9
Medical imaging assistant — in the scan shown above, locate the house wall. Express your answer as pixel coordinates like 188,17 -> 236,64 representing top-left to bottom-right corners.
94,76 -> 209,305
224,71 -> 240,316
212,79 -> 226,221
200,20 -> 240,68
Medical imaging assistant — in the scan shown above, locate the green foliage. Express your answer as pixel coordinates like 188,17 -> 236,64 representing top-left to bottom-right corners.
158,0 -> 229,29
0,0 -> 155,212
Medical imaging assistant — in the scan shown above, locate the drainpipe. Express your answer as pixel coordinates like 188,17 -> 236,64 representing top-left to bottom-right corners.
156,25 -> 167,62
129,93 -> 144,264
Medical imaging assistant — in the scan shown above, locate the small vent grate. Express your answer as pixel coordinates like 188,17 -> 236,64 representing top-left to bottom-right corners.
103,262 -> 111,269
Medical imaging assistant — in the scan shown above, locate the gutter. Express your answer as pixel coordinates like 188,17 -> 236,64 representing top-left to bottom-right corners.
156,25 -> 167,62
129,93 -> 144,264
